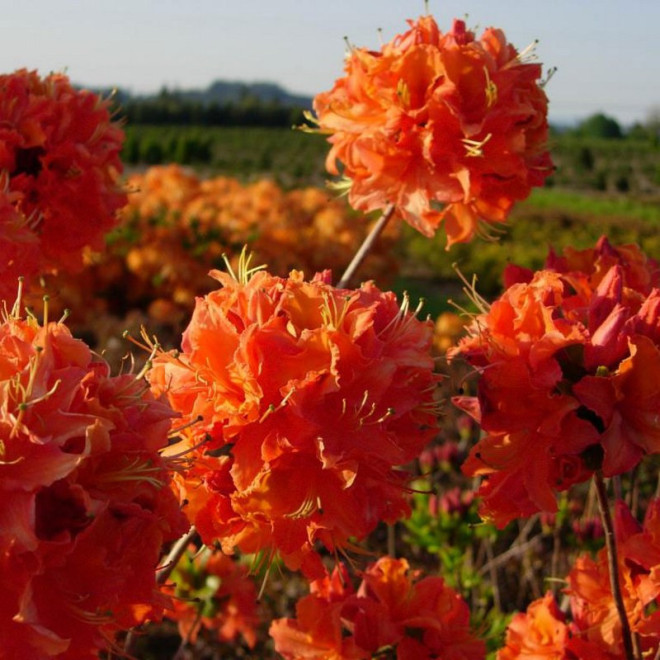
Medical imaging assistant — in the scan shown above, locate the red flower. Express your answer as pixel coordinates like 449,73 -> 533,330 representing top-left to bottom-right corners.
150,265 -> 439,577
0,307 -> 187,657
313,14 -> 552,247
270,565 -> 367,659
0,69 -> 126,301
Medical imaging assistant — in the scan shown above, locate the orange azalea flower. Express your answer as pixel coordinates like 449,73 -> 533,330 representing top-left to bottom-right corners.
270,557 -> 485,659
497,592 -> 617,659
0,69 -> 126,301
150,264 -> 439,576
313,14 -> 552,247
0,306 -> 187,657
545,236 -> 660,298
270,564 -> 368,660
497,500 -> 660,658
565,500 -> 660,656
451,238 -> 660,527
163,545 -> 259,649
497,592 -> 572,659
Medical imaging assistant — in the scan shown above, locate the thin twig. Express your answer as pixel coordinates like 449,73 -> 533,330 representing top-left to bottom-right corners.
478,535 -> 540,575
337,204 -> 395,288
478,515 -> 538,576
629,466 -> 639,519
593,471 -> 640,660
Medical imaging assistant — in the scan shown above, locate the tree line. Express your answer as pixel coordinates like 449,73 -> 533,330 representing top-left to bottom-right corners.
117,90 -> 307,128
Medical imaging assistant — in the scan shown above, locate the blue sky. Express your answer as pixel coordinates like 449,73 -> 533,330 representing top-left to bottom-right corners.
3,0 -> 658,125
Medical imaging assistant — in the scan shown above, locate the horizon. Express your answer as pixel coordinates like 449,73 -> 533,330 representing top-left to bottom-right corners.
76,77 -> 645,130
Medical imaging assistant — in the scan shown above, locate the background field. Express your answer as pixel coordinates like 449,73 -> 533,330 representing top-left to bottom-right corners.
120,123 -> 660,315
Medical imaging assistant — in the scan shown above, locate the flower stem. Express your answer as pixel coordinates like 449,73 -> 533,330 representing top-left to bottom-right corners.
337,204 -> 395,288
123,525 -> 199,656
593,471 -> 640,660
156,524 -> 199,585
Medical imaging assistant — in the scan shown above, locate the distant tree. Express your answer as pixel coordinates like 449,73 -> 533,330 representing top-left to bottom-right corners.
575,113 -> 623,139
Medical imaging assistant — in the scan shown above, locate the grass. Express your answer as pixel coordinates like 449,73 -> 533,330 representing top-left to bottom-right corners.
527,187 -> 660,225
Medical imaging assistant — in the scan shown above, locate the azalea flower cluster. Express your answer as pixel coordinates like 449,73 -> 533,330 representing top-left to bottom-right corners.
313,14 -> 552,246
0,305 -> 188,657
498,499 -> 660,658
25,165 -> 399,330
450,237 -> 660,526
270,556 -> 485,659
0,69 -> 126,302
163,545 -> 259,650
148,263 -> 440,577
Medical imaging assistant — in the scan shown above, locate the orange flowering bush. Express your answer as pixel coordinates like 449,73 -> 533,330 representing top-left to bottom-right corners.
313,14 -> 552,247
0,305 -> 188,658
270,556 -> 485,659
163,545 -> 259,649
450,237 -> 660,526
121,166 -> 398,314
149,263 -> 439,577
0,69 -> 126,301
26,165 -> 399,332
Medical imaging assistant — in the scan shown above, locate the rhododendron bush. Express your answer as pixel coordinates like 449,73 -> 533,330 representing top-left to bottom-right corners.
498,500 -> 660,658
1,8 -> 659,660
270,557 -> 485,659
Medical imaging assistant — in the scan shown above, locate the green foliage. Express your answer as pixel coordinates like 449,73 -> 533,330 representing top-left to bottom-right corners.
121,124 -> 660,200
122,125 -> 330,187
400,188 -> 660,295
